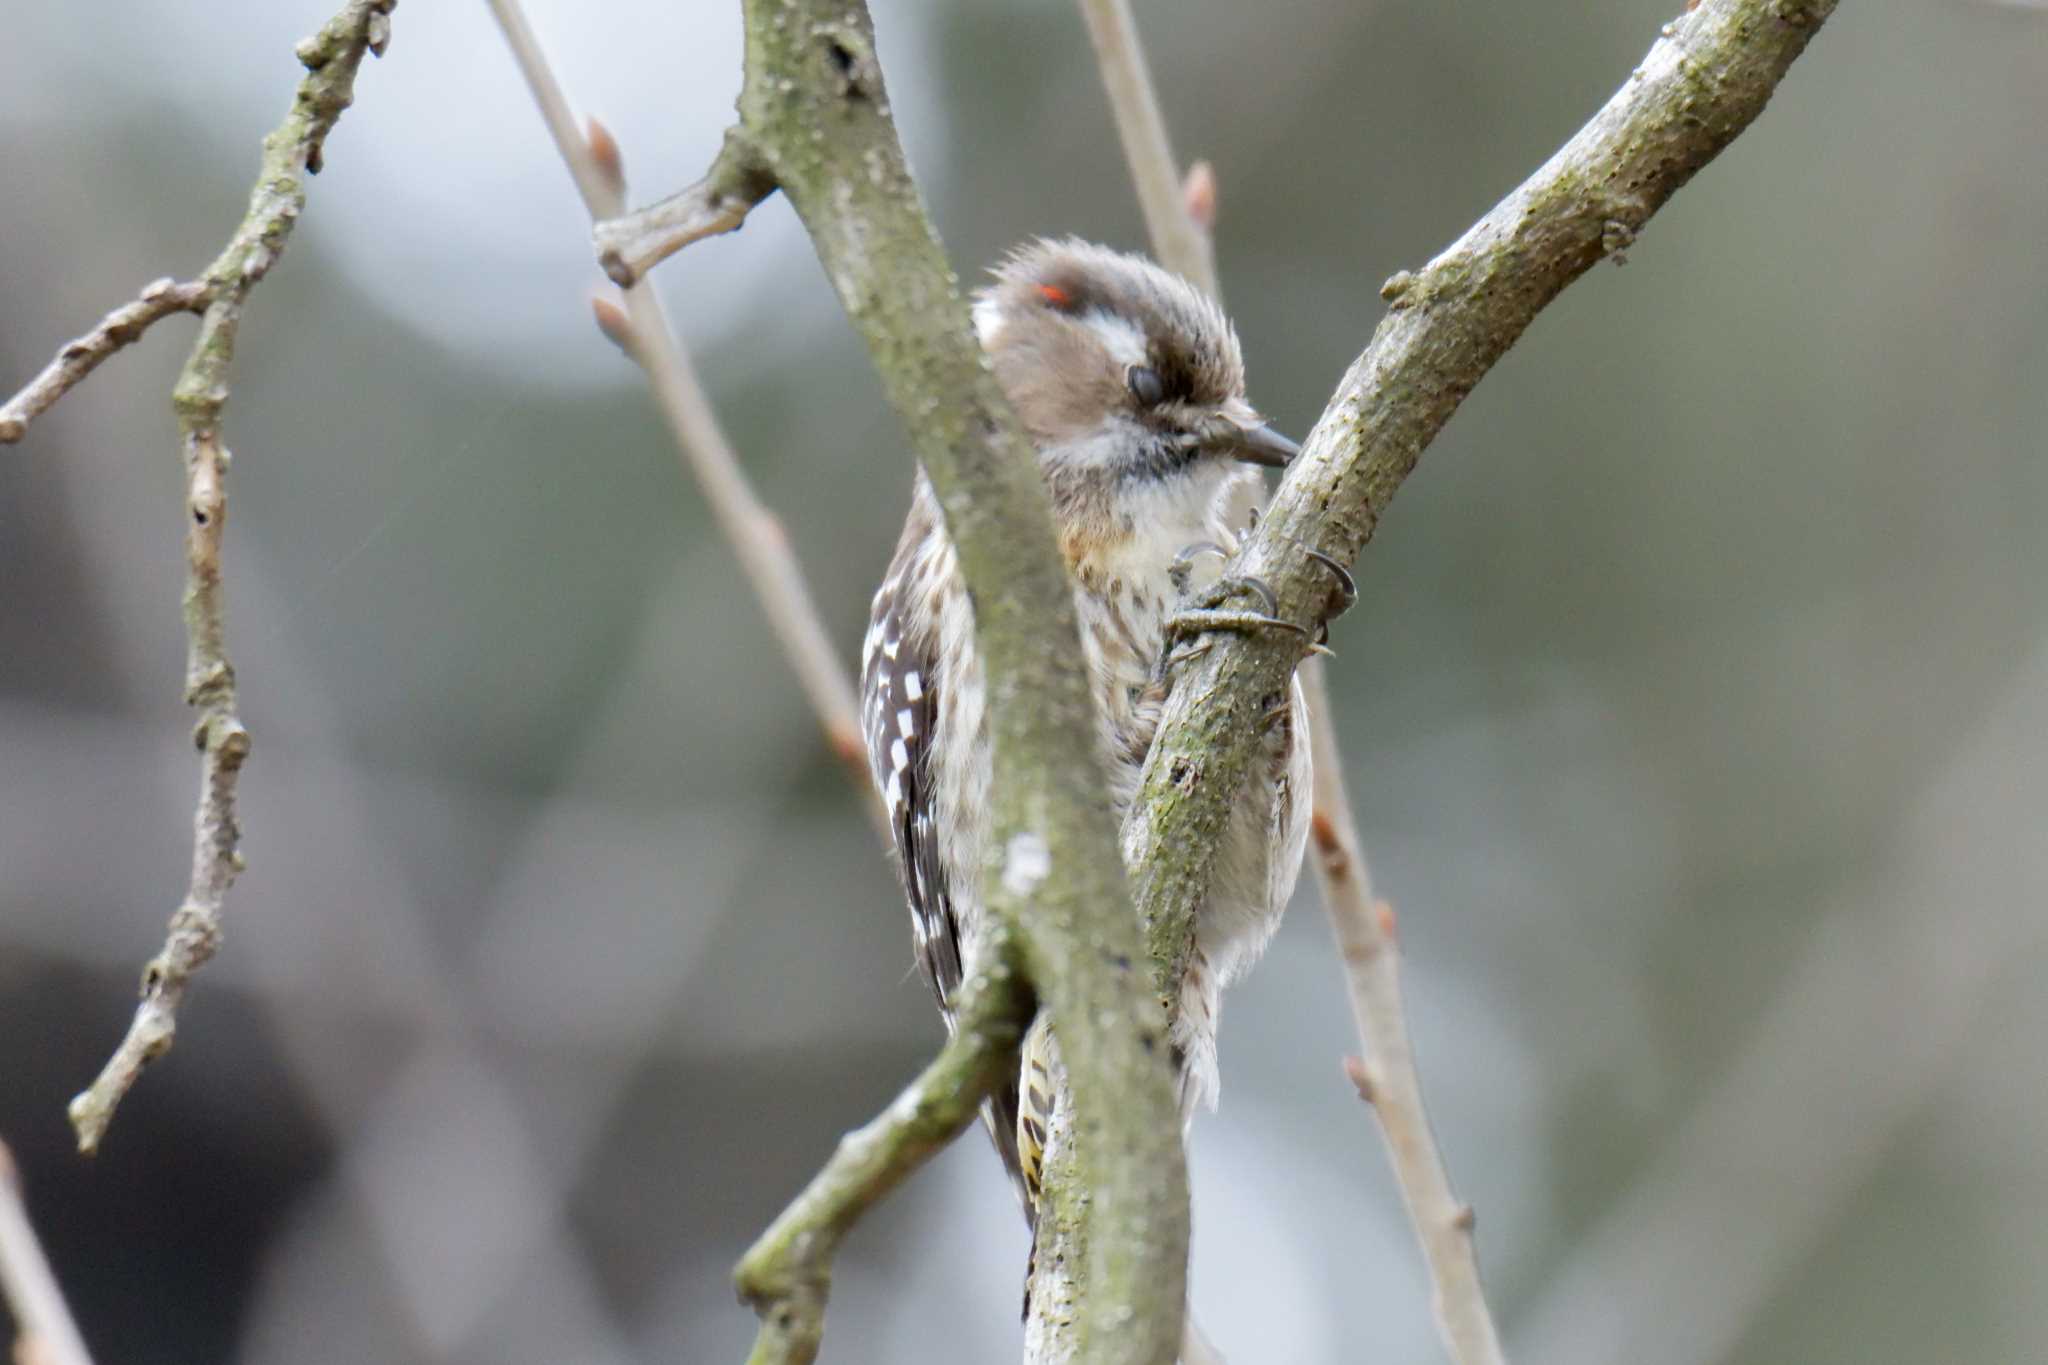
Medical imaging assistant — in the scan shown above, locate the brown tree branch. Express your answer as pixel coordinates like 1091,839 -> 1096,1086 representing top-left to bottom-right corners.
1073,0 -> 1218,301
1319,782 -> 1503,1364
1075,6 -> 1508,1356
0,1141 -> 94,1365
57,0 -> 396,1157
483,0 -> 885,834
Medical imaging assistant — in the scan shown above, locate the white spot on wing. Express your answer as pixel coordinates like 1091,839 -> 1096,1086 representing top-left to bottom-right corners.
890,738 -> 909,771
897,707 -> 915,738
903,670 -> 923,701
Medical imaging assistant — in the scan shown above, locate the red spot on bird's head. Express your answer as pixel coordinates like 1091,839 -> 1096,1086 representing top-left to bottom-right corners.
1036,283 -> 1073,308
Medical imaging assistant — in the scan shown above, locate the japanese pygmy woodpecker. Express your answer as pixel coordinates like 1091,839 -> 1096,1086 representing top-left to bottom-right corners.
860,238 -> 1313,1242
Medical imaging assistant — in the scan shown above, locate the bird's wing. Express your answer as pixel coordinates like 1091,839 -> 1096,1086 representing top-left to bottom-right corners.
861,500 -> 1029,1208
861,559 -> 962,1018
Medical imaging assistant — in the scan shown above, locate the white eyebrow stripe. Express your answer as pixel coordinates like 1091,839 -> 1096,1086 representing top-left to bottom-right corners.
1082,308 -> 1148,369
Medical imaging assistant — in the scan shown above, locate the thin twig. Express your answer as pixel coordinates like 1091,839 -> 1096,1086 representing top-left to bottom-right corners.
1307,667 -> 1503,1365
733,955 -> 1032,1365
0,1141 -> 95,1365
1074,5 -> 1506,1356
63,0 -> 396,1157
485,0 -> 883,835
1074,0 -> 1218,301
0,281 -> 209,444
1309,681 -> 1503,1364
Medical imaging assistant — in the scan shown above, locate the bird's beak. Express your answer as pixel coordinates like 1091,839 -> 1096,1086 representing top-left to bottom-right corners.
1228,422 -> 1299,468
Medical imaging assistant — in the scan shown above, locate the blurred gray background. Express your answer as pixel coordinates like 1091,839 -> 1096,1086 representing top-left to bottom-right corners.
3,1 -> 2044,1361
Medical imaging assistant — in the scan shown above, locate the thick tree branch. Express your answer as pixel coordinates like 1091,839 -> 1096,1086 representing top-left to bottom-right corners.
1076,5 -> 1508,1355
60,0 -> 395,1157
601,3 -> 1190,1360
1128,0 -> 1840,1067
0,1142 -> 94,1365
733,951 -> 1032,1364
484,0 -> 884,834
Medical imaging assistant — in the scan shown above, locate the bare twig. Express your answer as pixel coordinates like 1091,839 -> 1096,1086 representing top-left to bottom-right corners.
1075,4 -> 1506,1356
733,952 -> 1032,1365
63,0 -> 395,1157
1313,726 -> 1503,1363
0,281 -> 208,444
1074,0 -> 1218,301
0,1141 -> 95,1365
484,0 -> 884,834
1306,652 -> 1504,1365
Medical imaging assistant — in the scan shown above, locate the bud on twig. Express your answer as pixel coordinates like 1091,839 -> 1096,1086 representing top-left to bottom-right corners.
1180,160 -> 1217,231
591,293 -> 635,355
586,115 -> 626,199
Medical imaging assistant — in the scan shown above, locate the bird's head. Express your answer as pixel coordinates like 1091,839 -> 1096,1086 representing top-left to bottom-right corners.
972,240 -> 1296,534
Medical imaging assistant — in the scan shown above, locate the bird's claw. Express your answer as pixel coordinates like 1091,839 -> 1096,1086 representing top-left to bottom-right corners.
1168,540 -> 1231,597
1165,575 -> 1311,649
1163,542 -> 1351,660
1301,547 -> 1357,619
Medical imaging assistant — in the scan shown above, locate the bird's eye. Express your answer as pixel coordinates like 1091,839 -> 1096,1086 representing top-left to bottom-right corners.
1126,365 -> 1166,406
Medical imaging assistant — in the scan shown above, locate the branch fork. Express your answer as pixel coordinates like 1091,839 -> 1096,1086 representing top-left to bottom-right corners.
592,129 -> 775,288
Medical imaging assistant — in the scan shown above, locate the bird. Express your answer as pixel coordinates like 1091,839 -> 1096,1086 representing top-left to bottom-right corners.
859,237 -> 1323,1263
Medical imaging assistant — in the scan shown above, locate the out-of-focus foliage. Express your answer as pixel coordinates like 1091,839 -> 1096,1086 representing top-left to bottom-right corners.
1,2 -> 2043,1362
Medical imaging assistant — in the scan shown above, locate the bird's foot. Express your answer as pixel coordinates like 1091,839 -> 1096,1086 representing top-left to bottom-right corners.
1165,575 -> 1323,653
